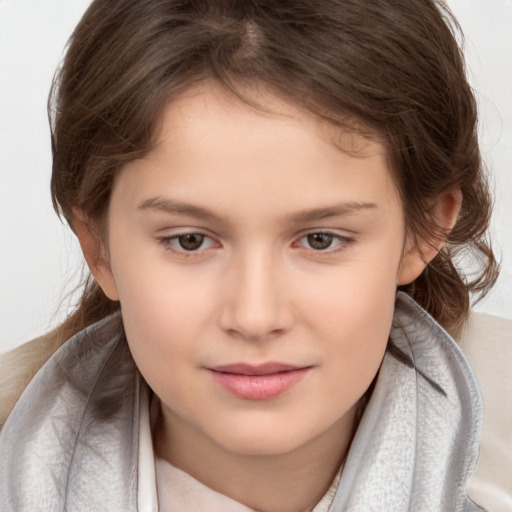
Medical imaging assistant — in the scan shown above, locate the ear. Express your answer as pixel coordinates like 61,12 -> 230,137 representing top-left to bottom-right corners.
397,188 -> 462,285
72,209 -> 120,301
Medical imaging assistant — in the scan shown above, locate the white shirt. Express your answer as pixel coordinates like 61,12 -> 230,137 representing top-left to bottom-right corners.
155,455 -> 342,512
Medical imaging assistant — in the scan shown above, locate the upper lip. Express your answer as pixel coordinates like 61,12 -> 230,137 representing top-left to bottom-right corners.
209,363 -> 308,376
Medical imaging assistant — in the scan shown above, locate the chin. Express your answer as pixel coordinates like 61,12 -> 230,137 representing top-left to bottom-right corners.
206,417 -> 323,457
219,434 -> 305,457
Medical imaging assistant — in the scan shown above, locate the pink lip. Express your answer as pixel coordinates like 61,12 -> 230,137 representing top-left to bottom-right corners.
208,363 -> 311,400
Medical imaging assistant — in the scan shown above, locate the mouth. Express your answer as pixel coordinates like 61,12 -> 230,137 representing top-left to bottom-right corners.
207,363 -> 311,400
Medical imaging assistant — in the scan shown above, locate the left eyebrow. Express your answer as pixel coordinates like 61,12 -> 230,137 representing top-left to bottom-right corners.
286,202 -> 378,223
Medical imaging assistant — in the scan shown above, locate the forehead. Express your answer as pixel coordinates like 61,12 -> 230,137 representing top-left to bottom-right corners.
113,82 -> 401,224
155,82 -> 384,159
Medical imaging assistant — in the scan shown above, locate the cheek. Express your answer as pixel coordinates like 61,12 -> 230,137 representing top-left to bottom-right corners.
294,244 -> 401,392
314,288 -> 394,417
297,239 -> 401,334
107,247 -> 218,379
317,284 -> 394,381
109,226 -> 216,322
117,274 -> 214,339
116,277 -> 213,413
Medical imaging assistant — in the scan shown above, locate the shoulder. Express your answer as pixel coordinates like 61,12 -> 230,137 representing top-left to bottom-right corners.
458,312 -> 512,511
0,331 -> 64,430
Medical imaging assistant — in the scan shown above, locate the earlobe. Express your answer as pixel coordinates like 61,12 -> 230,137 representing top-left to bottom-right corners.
72,209 -> 120,301
397,188 -> 462,285
397,239 -> 438,285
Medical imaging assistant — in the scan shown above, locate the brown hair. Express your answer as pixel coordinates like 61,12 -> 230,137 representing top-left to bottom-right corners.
49,0 -> 498,344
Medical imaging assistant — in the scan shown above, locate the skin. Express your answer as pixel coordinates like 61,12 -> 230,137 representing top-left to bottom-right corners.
76,84 -> 460,512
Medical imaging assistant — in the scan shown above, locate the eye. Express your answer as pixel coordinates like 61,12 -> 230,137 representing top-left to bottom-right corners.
295,232 -> 353,252
158,232 -> 218,253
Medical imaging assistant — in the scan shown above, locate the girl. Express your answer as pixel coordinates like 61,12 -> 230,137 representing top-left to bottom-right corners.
0,0 -> 509,510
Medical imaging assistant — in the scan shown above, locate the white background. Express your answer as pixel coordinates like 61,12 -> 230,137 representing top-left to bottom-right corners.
1,0 -> 511,353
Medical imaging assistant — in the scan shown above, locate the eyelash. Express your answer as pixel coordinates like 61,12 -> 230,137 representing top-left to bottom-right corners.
157,231 -> 354,257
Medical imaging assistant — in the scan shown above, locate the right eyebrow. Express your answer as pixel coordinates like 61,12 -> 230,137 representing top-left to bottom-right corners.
137,197 -> 228,222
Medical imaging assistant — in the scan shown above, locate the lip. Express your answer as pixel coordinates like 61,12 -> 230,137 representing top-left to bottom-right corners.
208,363 -> 311,400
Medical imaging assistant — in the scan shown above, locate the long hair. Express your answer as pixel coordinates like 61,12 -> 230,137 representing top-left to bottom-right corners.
49,0 -> 497,344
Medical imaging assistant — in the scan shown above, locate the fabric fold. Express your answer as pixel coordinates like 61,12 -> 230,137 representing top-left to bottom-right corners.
332,293 -> 484,511
0,314 -> 141,512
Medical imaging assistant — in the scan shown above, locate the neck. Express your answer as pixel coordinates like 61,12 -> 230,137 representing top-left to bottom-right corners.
154,403 -> 356,512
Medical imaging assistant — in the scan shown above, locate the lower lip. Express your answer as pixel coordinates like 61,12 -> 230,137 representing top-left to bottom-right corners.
209,368 -> 310,400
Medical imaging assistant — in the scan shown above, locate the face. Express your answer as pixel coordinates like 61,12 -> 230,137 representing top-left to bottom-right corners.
89,84 -> 417,459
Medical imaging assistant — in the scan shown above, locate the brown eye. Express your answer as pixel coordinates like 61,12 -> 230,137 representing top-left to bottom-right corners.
306,233 -> 334,250
178,233 -> 205,250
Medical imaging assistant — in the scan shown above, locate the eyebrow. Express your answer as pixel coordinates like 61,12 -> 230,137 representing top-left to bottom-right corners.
287,202 -> 378,223
137,197 -> 377,223
137,197 -> 223,221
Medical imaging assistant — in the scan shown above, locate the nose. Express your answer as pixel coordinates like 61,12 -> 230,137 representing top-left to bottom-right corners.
219,250 -> 293,342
